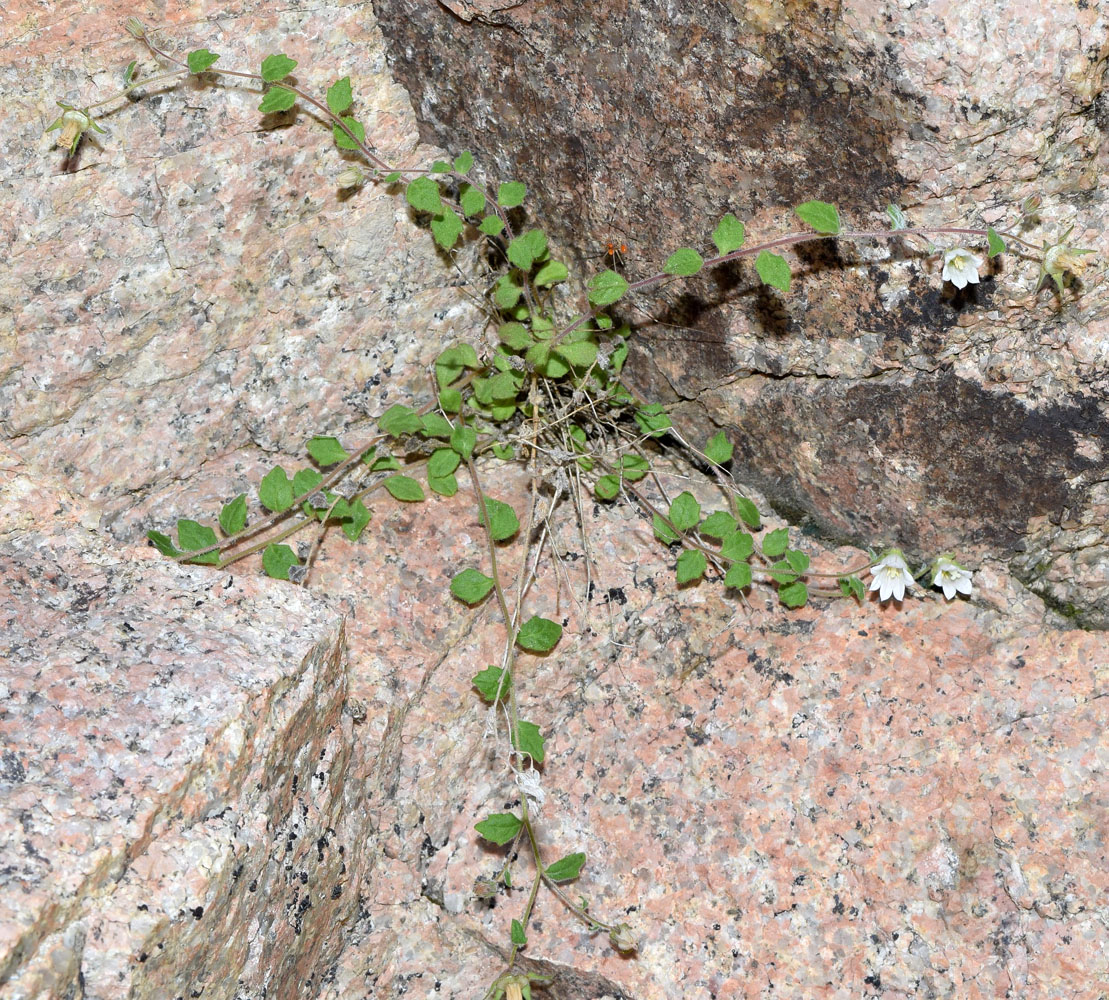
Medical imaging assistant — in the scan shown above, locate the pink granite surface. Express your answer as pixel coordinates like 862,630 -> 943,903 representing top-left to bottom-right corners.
1,1 -> 1107,999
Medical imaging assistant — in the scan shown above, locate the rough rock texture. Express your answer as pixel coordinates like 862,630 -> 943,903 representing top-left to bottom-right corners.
373,0 -> 1109,625
0,453 -> 353,999
2,1 -> 1108,999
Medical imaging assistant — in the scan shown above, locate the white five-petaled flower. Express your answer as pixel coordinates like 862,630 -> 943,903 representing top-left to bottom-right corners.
869,549 -> 914,603
931,556 -> 973,601
941,247 -> 983,289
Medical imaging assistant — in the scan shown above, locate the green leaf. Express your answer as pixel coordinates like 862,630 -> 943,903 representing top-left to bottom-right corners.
427,473 -> 458,497
497,181 -> 526,208
258,86 -> 296,114
510,919 -> 527,946
369,454 -> 399,472
382,171 -> 401,184
435,343 -> 481,388
478,214 -> 505,236
498,322 -> 531,350
555,338 -> 598,369
379,403 -> 422,437
261,53 -> 297,83
332,116 -> 366,151
534,259 -> 569,287
704,430 -> 733,466
430,160 -> 450,173
450,425 -> 477,459
768,559 -> 800,584
475,813 -> 522,845
292,467 -> 323,503
480,496 -> 519,542
516,616 -> 562,653
384,475 -> 425,502
653,513 -> 680,545
735,496 -> 761,529
713,213 -> 746,255
177,519 -> 219,564
333,497 -> 371,541
262,542 -> 298,580
405,176 -> 442,214
259,466 -> 294,512
669,491 -> 701,532
987,226 -> 1006,258
186,49 -> 219,73
428,447 -> 461,479
634,403 -> 671,438
676,548 -> 707,584
720,530 -> 754,562
307,436 -> 349,466
493,273 -> 523,308
420,413 -> 453,438
439,388 -> 462,414
587,269 -> 628,308
886,204 -> 907,231
755,251 -> 791,292
794,200 -> 841,234
699,511 -> 736,539
451,567 -> 495,604
545,852 -> 586,882
839,575 -> 865,601
219,494 -> 247,535
492,443 -> 514,461
326,76 -> 353,114
785,549 -> 810,574
779,580 -> 809,608
507,229 -> 548,270
762,527 -> 790,557
594,474 -> 620,500
147,530 -> 180,558
619,453 -> 650,481
431,207 -> 464,249
472,665 -> 511,702
663,247 -> 704,276
724,561 -> 752,589
459,183 -> 485,217
453,150 -> 474,173
513,719 -> 545,762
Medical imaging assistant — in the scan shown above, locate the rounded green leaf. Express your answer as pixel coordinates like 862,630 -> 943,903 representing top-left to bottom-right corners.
405,176 -> 442,214
653,514 -> 680,545
333,497 -> 371,541
736,496 -> 761,529
699,511 -> 736,539
147,530 -> 180,558
794,200 -> 841,235
663,247 -> 704,277
420,413 -> 453,438
431,207 -> 464,249
427,473 -> 458,497
545,852 -> 586,882
619,453 -> 650,481
459,183 -> 485,217
516,615 -> 562,653
478,214 -> 505,236
473,665 -> 511,702
713,213 -> 746,255
594,474 -> 620,500
987,226 -> 1006,258
720,530 -> 754,562
510,919 -> 527,946
497,181 -> 527,208
453,150 -> 474,173
587,269 -> 629,308
262,542 -> 298,580
762,527 -> 790,558
333,116 -> 366,151
676,548 -> 707,584
480,496 -> 519,541
379,404 -> 422,437
840,575 -> 865,601
219,494 -> 247,536
755,251 -> 791,292
258,87 -> 296,114
326,76 -> 353,114
534,260 -> 569,287
450,425 -> 477,459
428,447 -> 461,479
178,519 -> 219,564
507,229 -> 548,270
634,403 -> 672,438
261,53 -> 297,83
475,813 -> 522,845
259,466 -> 294,512
779,580 -> 809,608
450,567 -> 495,604
704,430 -> 733,466
513,719 -> 545,762
668,491 -> 701,532
384,475 -> 425,502
307,436 -> 349,466
555,338 -> 598,369
724,561 -> 752,589
186,49 -> 219,73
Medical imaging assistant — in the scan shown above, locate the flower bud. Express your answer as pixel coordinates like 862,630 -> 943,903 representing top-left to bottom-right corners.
124,17 -> 146,39
609,921 -> 639,952
336,167 -> 365,189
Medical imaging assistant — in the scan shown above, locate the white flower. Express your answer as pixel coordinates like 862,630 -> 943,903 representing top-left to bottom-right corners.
941,248 -> 983,289
869,549 -> 914,603
516,767 -> 545,812
931,556 -> 973,600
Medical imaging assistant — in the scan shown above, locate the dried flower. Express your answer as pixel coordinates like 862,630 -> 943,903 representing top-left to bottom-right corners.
45,102 -> 106,155
1039,233 -> 1094,292
336,166 -> 365,189
609,921 -> 639,953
